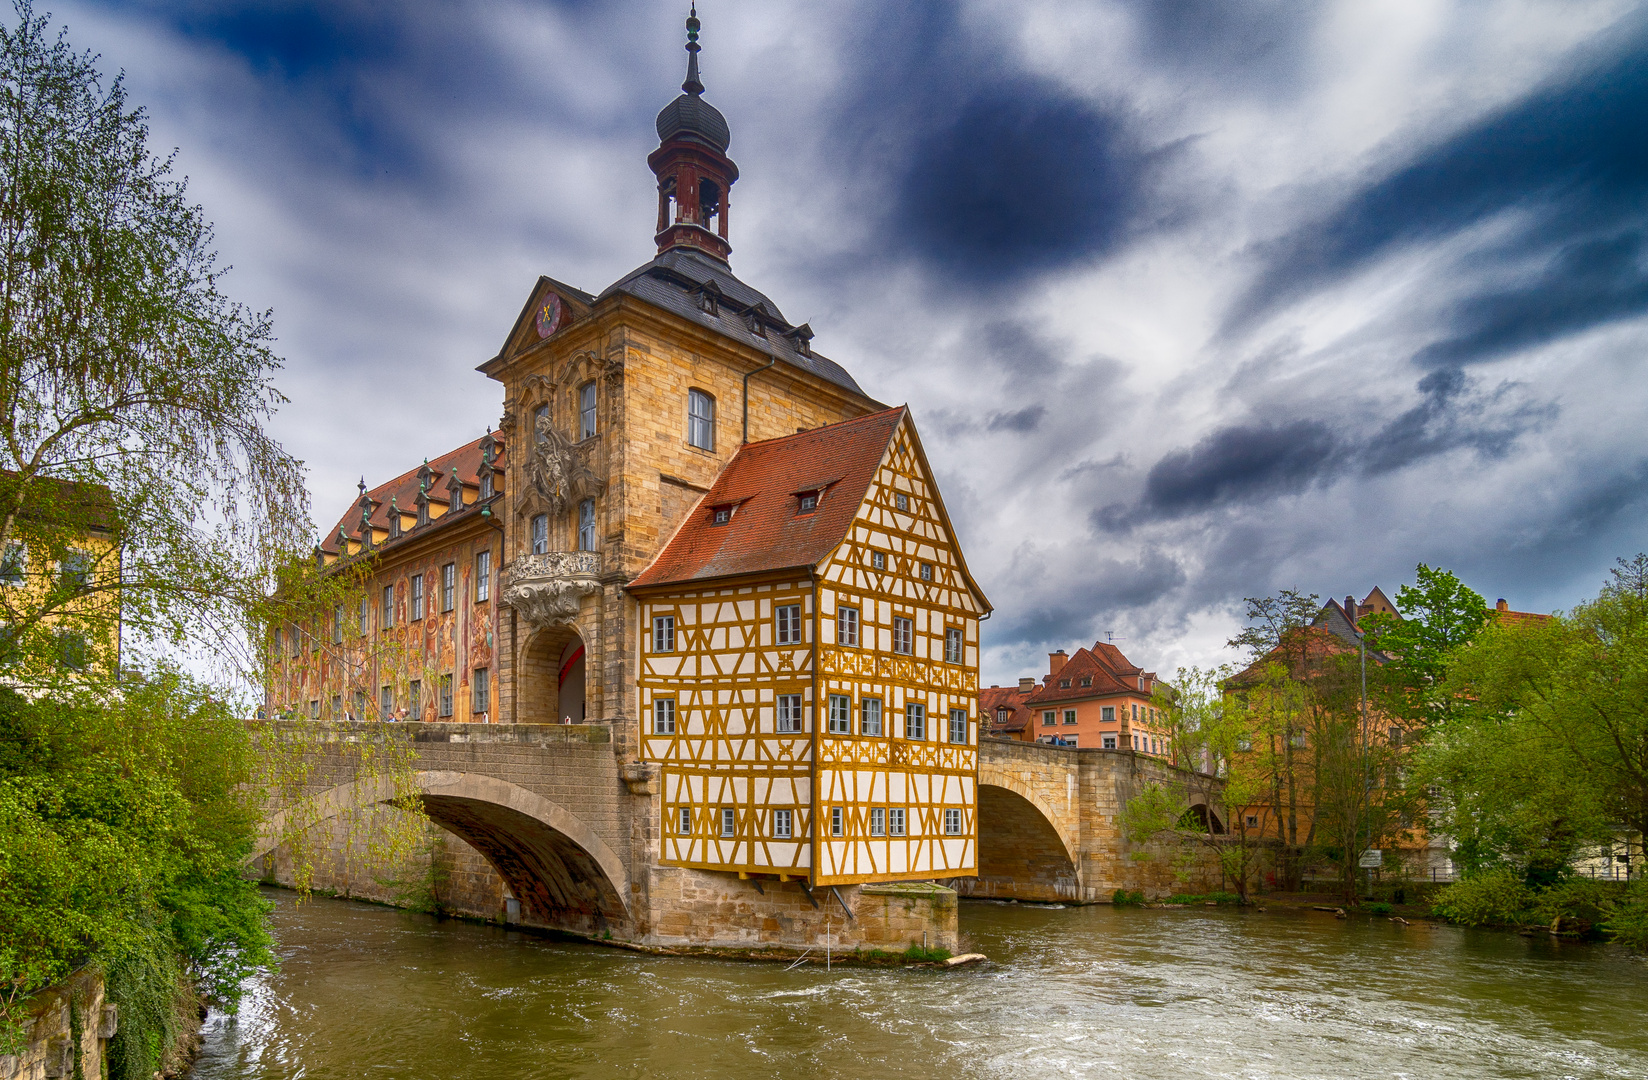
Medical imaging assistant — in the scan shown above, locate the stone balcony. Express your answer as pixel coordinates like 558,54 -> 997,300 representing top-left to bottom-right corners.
501,551 -> 602,628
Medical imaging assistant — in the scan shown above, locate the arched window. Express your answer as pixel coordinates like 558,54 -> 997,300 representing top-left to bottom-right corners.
530,513 -> 549,555
579,382 -> 597,440
687,389 -> 715,450
577,499 -> 596,551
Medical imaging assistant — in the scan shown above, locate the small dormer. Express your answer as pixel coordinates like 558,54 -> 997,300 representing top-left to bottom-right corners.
785,322 -> 814,357
388,498 -> 402,540
695,279 -> 722,316
745,302 -> 768,338
416,485 -> 431,528
356,479 -> 374,550
445,469 -> 466,515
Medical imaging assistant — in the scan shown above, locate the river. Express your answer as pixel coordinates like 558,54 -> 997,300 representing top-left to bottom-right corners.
191,889 -> 1648,1079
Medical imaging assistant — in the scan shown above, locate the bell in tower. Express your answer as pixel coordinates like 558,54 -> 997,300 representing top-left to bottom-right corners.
649,5 -> 739,264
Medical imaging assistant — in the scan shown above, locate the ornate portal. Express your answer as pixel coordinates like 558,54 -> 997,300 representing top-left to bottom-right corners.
501,551 -> 602,628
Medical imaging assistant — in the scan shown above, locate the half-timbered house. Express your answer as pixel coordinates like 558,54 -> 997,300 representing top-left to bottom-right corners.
629,407 -> 991,886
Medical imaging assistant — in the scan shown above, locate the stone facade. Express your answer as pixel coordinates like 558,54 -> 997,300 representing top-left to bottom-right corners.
1,969 -> 115,1080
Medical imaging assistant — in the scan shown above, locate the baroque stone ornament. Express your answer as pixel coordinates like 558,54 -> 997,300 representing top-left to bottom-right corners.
523,414 -> 606,517
501,551 -> 602,628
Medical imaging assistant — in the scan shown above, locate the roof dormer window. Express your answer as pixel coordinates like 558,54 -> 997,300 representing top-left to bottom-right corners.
1080,677 -> 1092,687
798,492 -> 817,514
1059,679 -> 1071,689
711,505 -> 732,525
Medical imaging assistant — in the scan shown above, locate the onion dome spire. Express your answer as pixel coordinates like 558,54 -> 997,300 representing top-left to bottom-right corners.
682,4 -> 703,95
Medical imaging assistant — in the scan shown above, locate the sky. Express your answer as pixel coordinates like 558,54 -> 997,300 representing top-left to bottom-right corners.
52,0 -> 1648,687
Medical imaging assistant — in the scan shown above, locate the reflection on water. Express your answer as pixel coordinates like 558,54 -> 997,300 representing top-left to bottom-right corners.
192,889 -> 1648,1080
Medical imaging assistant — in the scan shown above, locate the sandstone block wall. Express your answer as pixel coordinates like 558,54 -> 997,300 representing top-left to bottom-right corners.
1,969 -> 113,1080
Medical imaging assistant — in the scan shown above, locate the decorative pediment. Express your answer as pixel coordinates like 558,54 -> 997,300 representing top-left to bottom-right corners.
499,277 -> 594,361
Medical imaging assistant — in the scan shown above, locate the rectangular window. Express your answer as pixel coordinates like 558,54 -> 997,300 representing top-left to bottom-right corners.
889,808 -> 906,837
382,585 -> 394,629
828,694 -> 852,734
411,574 -> 424,621
578,499 -> 597,551
871,551 -> 886,571
836,605 -> 859,646
579,381 -> 597,439
331,604 -> 343,644
895,492 -> 909,512
475,550 -> 491,602
711,505 -> 731,525
409,680 -> 421,718
830,807 -> 843,837
309,699 -> 320,720
892,616 -> 912,655
0,543 -> 24,585
944,626 -> 962,663
1043,710 -> 1056,727
775,604 -> 803,645
678,807 -> 692,835
905,702 -> 926,740
59,632 -> 87,671
59,550 -> 91,591
653,615 -> 675,653
773,809 -> 793,839
944,808 -> 962,835
533,402 -> 550,444
380,684 -> 393,720
1101,706 -> 1115,722
777,694 -> 804,733
330,693 -> 341,720
357,596 -> 368,635
1102,734 -> 1117,749
531,513 -> 549,555
442,563 -> 456,612
870,808 -> 885,837
949,708 -> 968,744
687,389 -> 715,450
290,623 -> 301,657
480,470 -> 494,500
860,697 -> 883,736
798,492 -> 817,513
1064,709 -> 1078,725
920,562 -> 933,581
438,675 -> 453,718
653,697 -> 676,735
473,668 -> 490,715
353,690 -> 366,721
720,807 -> 735,837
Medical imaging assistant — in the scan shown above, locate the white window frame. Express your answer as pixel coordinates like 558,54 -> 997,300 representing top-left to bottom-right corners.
475,550 -> 491,602
1064,709 -> 1078,725
1042,710 -> 1056,727
830,807 -> 843,837
920,562 -> 933,581
1101,706 -> 1115,722
905,702 -> 925,740
441,562 -> 456,612
775,604 -> 803,645
411,574 -> 425,621
472,668 -> 490,714
892,616 -> 912,655
720,807 -> 735,837
438,674 -> 453,718
409,680 -> 421,717
861,697 -> 883,736
870,807 -> 885,837
382,585 -> 394,629
679,807 -> 692,834
579,381 -> 597,440
889,807 -> 906,837
828,694 -> 851,734
944,808 -> 962,835
653,697 -> 676,735
773,808 -> 793,839
687,389 -> 715,450
577,499 -> 597,551
944,626 -> 962,663
894,492 -> 909,512
871,551 -> 886,571
948,708 -> 967,744
380,684 -> 393,720
777,694 -> 804,733
1102,734 -> 1117,749
653,615 -> 675,653
837,605 -> 859,646
0,544 -> 24,586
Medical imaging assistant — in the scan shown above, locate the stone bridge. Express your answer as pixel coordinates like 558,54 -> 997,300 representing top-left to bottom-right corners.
250,723 -> 1224,950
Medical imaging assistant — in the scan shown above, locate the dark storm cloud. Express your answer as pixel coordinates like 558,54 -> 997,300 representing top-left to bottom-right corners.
831,3 -> 1167,290
1227,9 -> 1648,337
986,405 -> 1046,433
1139,418 -> 1345,515
1128,0 -> 1320,95
999,547 -> 1187,644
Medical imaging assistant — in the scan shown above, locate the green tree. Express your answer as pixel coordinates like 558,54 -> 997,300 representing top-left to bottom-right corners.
1362,564 -> 1492,731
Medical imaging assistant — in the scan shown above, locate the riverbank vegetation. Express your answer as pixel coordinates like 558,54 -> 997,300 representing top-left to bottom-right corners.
1123,557 -> 1648,952
0,1 -> 327,1071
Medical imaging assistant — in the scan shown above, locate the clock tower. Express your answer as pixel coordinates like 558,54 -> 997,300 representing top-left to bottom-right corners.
648,6 -> 738,264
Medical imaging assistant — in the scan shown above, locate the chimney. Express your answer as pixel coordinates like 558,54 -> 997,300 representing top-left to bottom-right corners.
1018,677 -> 1035,693
1049,650 -> 1068,676
1496,598 -> 1509,612
1346,595 -> 1357,626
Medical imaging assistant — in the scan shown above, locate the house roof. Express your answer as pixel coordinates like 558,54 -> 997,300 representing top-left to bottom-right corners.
1492,598 -> 1553,629
1025,642 -> 1162,706
628,407 -> 906,589
320,433 -> 505,556
980,685 -> 1034,732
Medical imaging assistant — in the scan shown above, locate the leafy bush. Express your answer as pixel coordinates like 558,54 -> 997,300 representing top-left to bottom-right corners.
1166,892 -> 1243,905
901,943 -> 952,963
1112,890 -> 1145,907
1600,884 -> 1648,952
1534,879 -> 1616,928
1431,868 -> 1536,927
1365,902 -> 1393,915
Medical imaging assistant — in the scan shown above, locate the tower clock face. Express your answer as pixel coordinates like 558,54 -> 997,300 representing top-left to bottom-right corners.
535,294 -> 564,338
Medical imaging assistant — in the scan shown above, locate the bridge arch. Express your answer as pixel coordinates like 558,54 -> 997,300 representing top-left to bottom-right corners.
255,771 -> 629,933
966,762 -> 1082,903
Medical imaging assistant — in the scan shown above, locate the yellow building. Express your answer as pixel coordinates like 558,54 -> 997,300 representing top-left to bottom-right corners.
0,476 -> 121,678
629,408 -> 990,885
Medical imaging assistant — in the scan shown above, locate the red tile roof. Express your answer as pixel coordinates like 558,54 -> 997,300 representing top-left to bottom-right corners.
1025,641 -> 1161,705
628,407 -> 907,589
320,433 -> 505,554
980,685 -> 1034,733
1492,599 -> 1553,629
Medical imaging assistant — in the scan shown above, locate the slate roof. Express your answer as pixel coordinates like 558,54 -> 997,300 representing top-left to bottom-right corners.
627,407 -> 906,589
597,249 -> 868,398
320,433 -> 504,556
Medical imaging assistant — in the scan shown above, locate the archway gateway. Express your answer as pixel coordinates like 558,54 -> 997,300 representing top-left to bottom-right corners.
254,771 -> 630,935
516,624 -> 585,725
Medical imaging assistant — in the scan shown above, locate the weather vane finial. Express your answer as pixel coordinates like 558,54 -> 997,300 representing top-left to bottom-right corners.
682,4 -> 704,96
